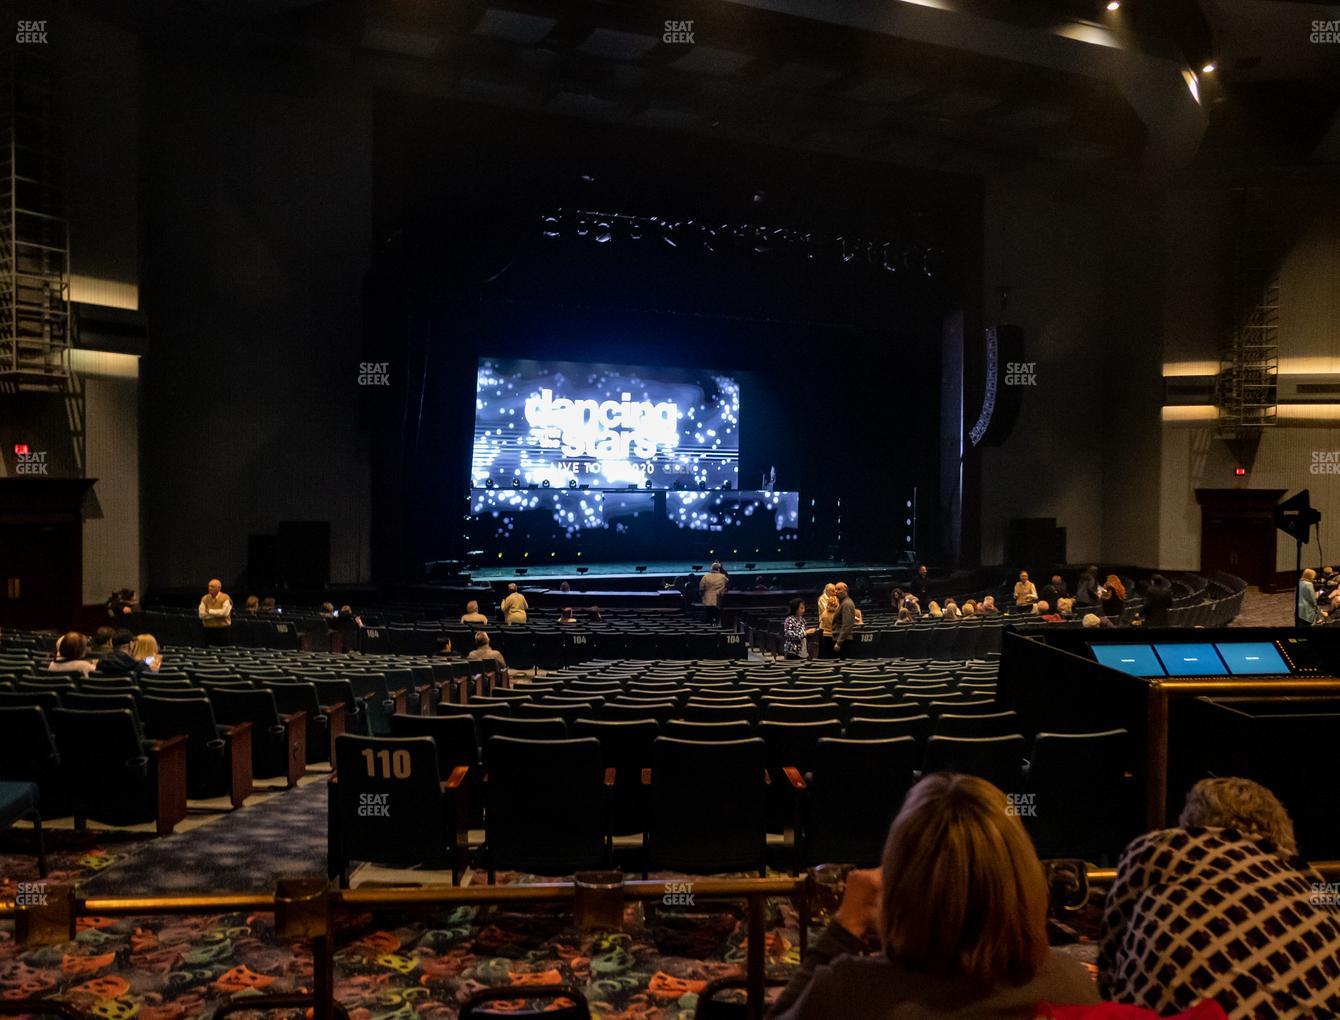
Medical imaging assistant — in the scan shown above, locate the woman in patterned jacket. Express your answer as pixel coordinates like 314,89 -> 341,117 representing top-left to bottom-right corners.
1099,777 -> 1340,1018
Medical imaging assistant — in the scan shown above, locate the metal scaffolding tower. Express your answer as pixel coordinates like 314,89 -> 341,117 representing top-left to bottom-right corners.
0,41 -> 83,471
1215,188 -> 1279,439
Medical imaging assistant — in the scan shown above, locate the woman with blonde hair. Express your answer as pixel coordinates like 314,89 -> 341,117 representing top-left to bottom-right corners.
771,773 -> 1098,1017
817,584 -> 839,657
131,633 -> 162,672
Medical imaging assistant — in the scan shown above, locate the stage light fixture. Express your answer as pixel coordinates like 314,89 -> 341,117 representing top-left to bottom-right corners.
485,478 -> 494,489
542,479 -> 550,488
568,479 -> 577,488
512,477 -> 520,488
636,565 -> 648,573
515,568 -> 528,575
577,566 -> 589,574
1105,1 -> 1119,10
1201,61 -> 1216,74
644,479 -> 652,489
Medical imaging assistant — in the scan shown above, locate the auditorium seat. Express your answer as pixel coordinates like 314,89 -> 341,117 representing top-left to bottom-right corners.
481,736 -> 610,880
482,715 -> 568,742
139,695 -> 253,808
329,734 -> 467,886
0,706 -> 68,816
839,701 -> 929,722
923,734 -> 1026,792
844,714 -> 931,744
929,698 -> 996,716
263,681 -> 344,764
664,719 -> 753,742
681,702 -> 759,726
519,700 -> 598,726
598,702 -> 675,726
572,718 -> 660,835
207,688 -> 306,788
48,708 -> 188,835
0,781 -> 46,877
803,737 -> 919,867
934,711 -> 1020,739
0,690 -> 62,712
761,702 -> 842,724
644,737 -> 767,877
389,713 -> 480,775
60,691 -> 146,736
1022,729 -> 1132,861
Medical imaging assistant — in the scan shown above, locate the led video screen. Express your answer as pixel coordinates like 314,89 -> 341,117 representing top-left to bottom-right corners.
473,358 -> 739,489
1154,643 -> 1227,677
1090,644 -> 1165,677
1215,642 -> 1289,676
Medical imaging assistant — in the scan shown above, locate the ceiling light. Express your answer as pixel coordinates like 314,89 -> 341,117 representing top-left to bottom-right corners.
1201,61 -> 1217,74
1105,1 -> 1120,10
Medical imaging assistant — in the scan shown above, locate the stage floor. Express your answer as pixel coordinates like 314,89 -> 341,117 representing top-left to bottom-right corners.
470,559 -> 896,582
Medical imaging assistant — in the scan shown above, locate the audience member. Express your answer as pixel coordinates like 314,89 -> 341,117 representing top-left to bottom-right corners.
105,588 -> 138,618
244,595 -> 261,615
832,583 -> 857,658
48,631 -> 95,677
771,773 -> 1099,1018
1013,570 -> 1038,607
1099,574 -> 1126,620
95,629 -> 142,677
979,595 -> 997,614
467,631 -> 508,674
500,583 -> 529,625
700,562 -> 728,620
783,598 -> 817,659
319,602 -> 335,620
1099,778 -> 1340,1019
961,600 -> 976,617
1143,574 -> 1173,627
818,589 -> 839,657
1082,613 -> 1103,628
89,626 -> 115,661
1074,566 -> 1100,606
889,587 -> 905,610
132,633 -> 162,672
1298,568 -> 1320,627
558,607 -> 577,624
909,563 -> 931,604
1039,574 -> 1067,606
927,601 -> 943,618
558,580 -> 572,593
586,605 -> 603,622
942,598 -> 962,619
896,607 -> 912,624
260,596 -> 278,614
460,600 -> 489,625
198,578 -> 233,645
1055,596 -> 1075,619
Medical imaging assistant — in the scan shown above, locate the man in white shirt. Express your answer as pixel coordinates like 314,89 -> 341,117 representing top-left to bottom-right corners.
700,562 -> 728,621
198,578 -> 233,645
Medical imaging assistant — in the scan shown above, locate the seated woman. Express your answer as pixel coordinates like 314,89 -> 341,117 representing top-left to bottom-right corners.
131,633 -> 162,673
770,773 -> 1099,1018
1099,777 -> 1340,1019
48,631 -> 96,678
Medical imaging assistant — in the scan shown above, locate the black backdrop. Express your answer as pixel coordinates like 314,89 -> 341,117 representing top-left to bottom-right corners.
364,95 -> 974,580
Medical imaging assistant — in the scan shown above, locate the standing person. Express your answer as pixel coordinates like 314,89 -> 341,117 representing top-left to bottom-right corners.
1143,574 -> 1173,627
818,587 -> 839,658
48,632 -> 95,678
500,583 -> 528,625
198,578 -> 233,646
1074,566 -> 1100,606
1298,568 -> 1321,627
1099,574 -> 1126,621
1013,571 -> 1038,608
832,582 -> 857,659
699,562 -> 728,622
783,598 -> 817,660
908,564 -> 931,605
1039,574 -> 1067,607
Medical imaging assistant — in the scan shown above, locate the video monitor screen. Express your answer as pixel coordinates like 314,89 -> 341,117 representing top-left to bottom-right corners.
1154,643 -> 1227,677
473,358 -> 739,489
1214,642 -> 1289,676
1090,644 -> 1165,677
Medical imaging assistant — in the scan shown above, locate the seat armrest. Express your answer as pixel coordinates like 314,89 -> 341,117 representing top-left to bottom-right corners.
782,766 -> 806,790
443,765 -> 469,791
640,767 -> 651,785
604,767 -> 616,787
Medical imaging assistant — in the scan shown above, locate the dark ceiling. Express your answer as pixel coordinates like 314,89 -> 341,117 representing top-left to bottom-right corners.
75,0 -> 1340,179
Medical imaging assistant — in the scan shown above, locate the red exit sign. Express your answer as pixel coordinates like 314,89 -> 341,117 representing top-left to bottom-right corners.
13,444 -> 28,456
